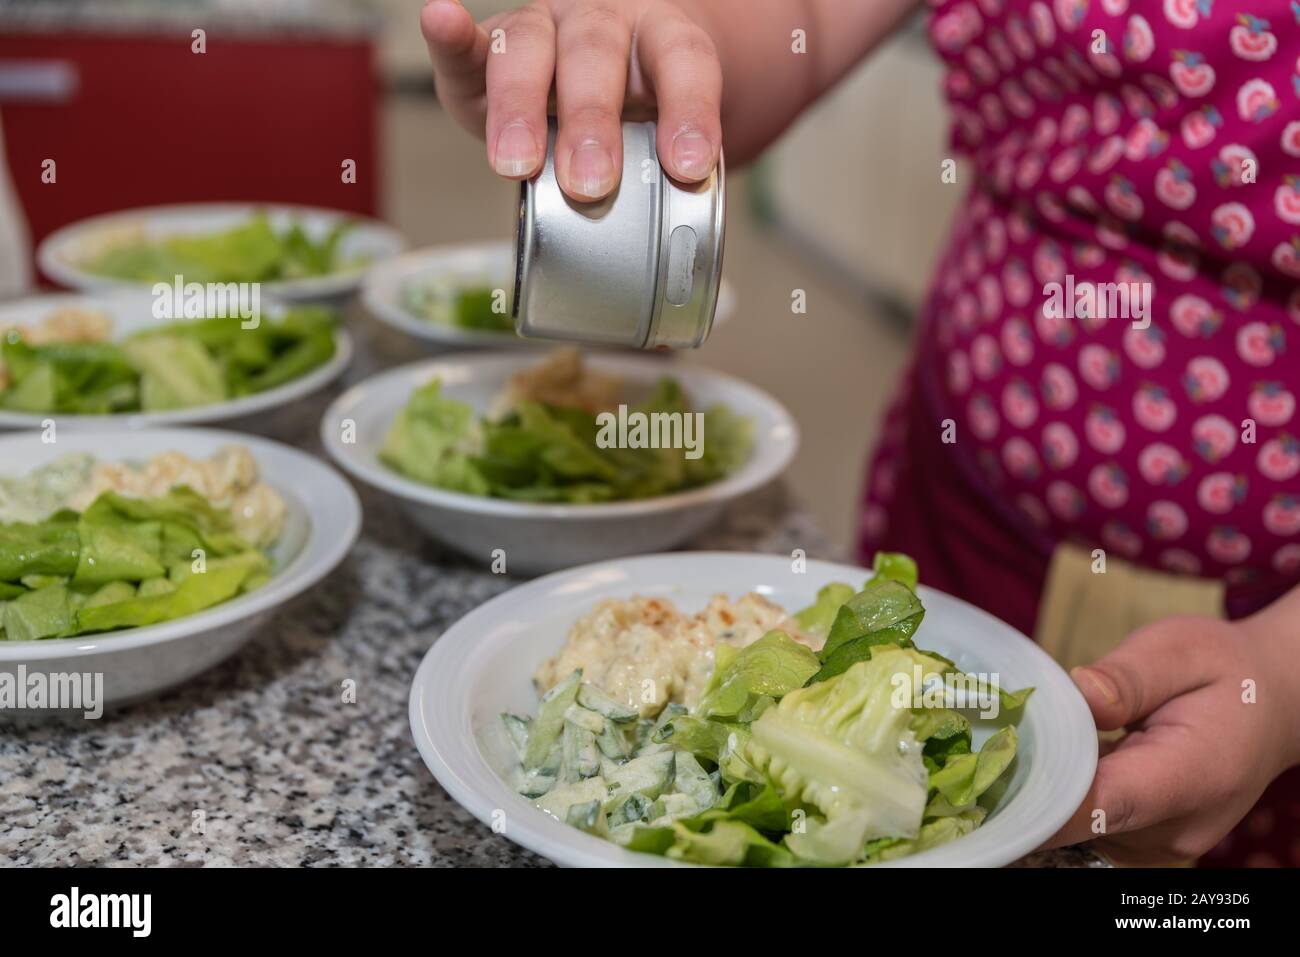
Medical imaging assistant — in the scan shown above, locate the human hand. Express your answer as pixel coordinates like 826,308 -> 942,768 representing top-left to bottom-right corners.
1046,602 -> 1300,865
420,0 -> 722,201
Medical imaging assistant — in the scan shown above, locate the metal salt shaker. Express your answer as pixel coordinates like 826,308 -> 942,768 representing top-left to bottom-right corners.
513,120 -> 725,349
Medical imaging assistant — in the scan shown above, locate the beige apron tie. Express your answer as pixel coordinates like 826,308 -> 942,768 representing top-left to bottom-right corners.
1034,542 -> 1226,672
1033,542 -> 1226,867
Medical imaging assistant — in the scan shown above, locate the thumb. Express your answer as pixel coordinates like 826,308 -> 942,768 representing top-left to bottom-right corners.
1069,664 -> 1122,727
1070,619 -> 1218,731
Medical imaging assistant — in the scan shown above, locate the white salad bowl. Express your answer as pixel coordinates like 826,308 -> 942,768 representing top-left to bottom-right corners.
410,553 -> 1099,868
320,353 -> 798,575
361,240 -> 737,350
0,428 -> 361,711
37,202 -> 405,303
0,290 -> 353,431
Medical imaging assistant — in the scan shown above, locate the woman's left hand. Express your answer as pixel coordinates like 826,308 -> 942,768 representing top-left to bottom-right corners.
1046,593 -> 1300,865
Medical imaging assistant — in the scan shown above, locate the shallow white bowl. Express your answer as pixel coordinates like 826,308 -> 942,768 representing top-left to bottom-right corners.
0,290 -> 352,431
361,240 -> 736,350
37,202 -> 405,303
410,552 -> 1098,868
0,428 -> 361,710
320,353 -> 798,575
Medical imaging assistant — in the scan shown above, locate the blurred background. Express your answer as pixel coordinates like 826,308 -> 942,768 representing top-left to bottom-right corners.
0,0 -> 963,552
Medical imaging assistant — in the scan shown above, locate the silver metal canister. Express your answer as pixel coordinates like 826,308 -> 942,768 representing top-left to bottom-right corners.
513,120 -> 725,349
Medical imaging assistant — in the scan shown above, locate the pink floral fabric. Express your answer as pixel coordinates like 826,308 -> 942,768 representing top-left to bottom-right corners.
864,0 -> 1300,604
860,0 -> 1300,869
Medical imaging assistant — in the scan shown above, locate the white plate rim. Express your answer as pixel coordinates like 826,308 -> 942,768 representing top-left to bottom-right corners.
409,552 -> 1099,868
319,352 -> 799,520
0,427 -> 361,660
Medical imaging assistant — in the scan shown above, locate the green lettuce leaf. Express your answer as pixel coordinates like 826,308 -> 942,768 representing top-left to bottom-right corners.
871,551 -> 919,591
0,519 -> 80,581
860,809 -> 987,864
2,583 -> 73,640
380,370 -> 752,504
695,630 -> 821,720
928,725 -> 1019,809
811,579 -> 926,683
73,551 -> 268,633
793,582 -> 854,637
82,215 -> 354,284
378,379 -> 490,495
122,336 -> 227,411
744,645 -> 949,864
72,518 -> 165,586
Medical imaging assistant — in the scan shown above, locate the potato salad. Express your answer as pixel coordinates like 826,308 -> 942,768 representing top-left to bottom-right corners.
534,592 -> 818,718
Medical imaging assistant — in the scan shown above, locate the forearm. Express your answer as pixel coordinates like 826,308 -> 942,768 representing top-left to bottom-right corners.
1241,582 -> 1300,770
687,0 -> 922,165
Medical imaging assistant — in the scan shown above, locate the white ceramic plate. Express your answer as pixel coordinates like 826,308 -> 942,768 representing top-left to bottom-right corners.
410,552 -> 1098,867
37,202 -> 405,303
0,428 -> 361,709
0,290 -> 352,431
321,352 -> 798,574
361,240 -> 737,350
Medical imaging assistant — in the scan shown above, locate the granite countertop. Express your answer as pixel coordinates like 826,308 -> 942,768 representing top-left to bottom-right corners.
0,312 -> 1105,868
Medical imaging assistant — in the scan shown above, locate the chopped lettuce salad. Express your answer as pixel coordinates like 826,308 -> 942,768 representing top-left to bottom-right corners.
81,214 -> 363,284
0,486 -> 273,641
380,358 -> 752,504
0,307 -> 336,415
502,554 -> 1032,866
400,276 -> 513,333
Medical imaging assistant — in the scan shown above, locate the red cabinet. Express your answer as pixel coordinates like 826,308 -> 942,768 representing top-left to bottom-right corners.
0,27 -> 380,282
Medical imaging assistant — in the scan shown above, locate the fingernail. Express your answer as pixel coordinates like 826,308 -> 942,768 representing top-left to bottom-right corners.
672,130 -> 712,180
494,122 -> 539,178
568,139 -> 615,198
1072,667 -> 1118,705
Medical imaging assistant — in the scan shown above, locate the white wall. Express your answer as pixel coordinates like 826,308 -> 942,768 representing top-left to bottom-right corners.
763,27 -> 961,309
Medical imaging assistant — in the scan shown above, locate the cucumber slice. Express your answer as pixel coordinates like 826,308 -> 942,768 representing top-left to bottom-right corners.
500,713 -> 531,762
647,792 -> 700,827
563,704 -> 605,735
525,669 -> 582,769
595,718 -> 630,761
606,792 -> 652,826
599,755 -> 626,779
565,800 -> 609,836
604,751 -> 675,805
672,752 -> 718,811
560,721 -> 600,782
539,740 -> 563,776
577,683 -> 638,722
534,776 -> 608,822
637,703 -> 687,755
517,768 -> 556,798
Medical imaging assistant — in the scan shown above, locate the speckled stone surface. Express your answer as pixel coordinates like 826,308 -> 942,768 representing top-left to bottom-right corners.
0,314 -> 1104,868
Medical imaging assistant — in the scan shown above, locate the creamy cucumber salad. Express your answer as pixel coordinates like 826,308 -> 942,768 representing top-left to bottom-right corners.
502,554 -> 1032,867
400,275 -> 513,333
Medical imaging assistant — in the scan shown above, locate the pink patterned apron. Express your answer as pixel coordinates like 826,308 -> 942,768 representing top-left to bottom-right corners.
860,0 -> 1300,866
